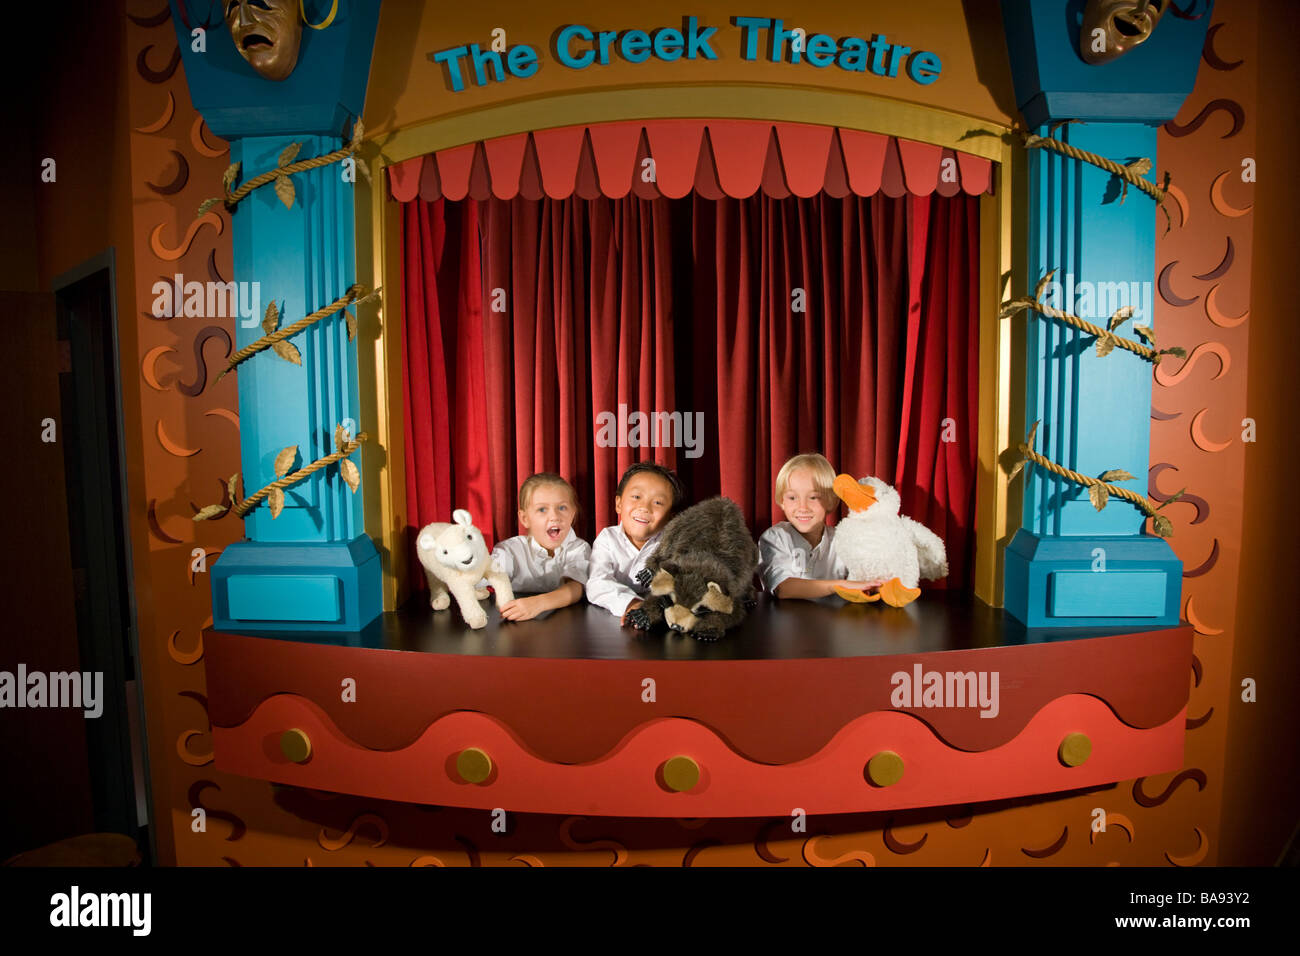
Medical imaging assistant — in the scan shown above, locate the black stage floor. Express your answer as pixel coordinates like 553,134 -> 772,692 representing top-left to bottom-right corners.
216,591 -> 1180,660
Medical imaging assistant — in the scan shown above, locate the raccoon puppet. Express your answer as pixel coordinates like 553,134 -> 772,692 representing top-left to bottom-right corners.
628,496 -> 760,641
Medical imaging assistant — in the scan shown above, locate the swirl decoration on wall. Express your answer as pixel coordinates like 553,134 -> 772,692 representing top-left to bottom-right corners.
136,44 -> 182,83
177,327 -> 233,397
754,818 -> 792,864
1133,770 -> 1208,807
135,91 -> 175,133
167,628 -> 204,665
882,819 -> 928,855
1202,24 -> 1243,70
1088,813 -> 1135,844
559,818 -> 628,866
187,780 -> 246,841
1020,826 -> 1068,859
1166,827 -> 1209,866
801,835 -> 875,867
1163,98 -> 1245,138
318,814 -> 389,851
146,150 -> 189,195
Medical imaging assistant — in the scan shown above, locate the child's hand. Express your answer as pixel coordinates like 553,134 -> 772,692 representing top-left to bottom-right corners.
621,598 -> 644,625
841,579 -> 887,592
500,596 -> 546,621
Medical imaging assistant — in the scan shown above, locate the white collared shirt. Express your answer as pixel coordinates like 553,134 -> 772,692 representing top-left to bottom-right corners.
585,525 -> 664,617
758,521 -> 847,593
490,529 -> 591,594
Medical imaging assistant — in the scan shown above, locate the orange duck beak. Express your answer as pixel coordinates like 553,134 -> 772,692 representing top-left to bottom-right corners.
833,474 -> 877,513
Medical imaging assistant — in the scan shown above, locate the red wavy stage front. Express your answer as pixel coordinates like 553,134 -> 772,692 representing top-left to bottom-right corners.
206,620 -> 1193,817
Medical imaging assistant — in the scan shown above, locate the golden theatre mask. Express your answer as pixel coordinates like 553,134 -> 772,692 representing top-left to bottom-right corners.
1079,0 -> 1167,65
225,0 -> 304,82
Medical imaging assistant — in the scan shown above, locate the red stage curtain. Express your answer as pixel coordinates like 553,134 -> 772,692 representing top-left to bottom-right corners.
401,193 -> 979,594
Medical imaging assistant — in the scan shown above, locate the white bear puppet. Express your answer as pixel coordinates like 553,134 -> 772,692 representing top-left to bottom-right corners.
830,474 -> 949,607
415,509 -> 514,629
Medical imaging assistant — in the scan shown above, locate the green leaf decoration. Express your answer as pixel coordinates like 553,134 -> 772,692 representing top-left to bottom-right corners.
1162,346 -> 1188,359
1006,458 -> 1025,481
262,300 -> 279,336
1133,324 -> 1154,345
1098,469 -> 1135,482
334,424 -> 345,455
196,197 -> 221,218
222,161 -> 241,191
278,142 -> 302,167
1096,332 -> 1116,357
344,307 -> 357,341
1151,513 -> 1173,537
1026,419 -> 1041,451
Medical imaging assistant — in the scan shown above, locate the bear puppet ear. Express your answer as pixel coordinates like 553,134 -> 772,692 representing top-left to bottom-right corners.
707,581 -> 723,593
452,509 -> 473,528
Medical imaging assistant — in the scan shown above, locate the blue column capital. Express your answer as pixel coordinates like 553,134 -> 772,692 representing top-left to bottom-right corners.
168,0 -> 380,139
1000,0 -> 1213,127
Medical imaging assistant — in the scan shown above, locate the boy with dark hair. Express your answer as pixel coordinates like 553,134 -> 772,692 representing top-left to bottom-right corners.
586,461 -> 683,622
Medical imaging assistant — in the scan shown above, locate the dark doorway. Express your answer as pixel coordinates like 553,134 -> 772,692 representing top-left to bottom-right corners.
53,256 -> 150,860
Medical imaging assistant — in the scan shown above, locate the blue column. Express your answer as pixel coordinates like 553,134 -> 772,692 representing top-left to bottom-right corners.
999,0 -> 1211,627
171,1 -> 382,631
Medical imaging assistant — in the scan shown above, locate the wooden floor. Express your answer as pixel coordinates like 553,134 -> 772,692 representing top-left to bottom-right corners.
225,590 -> 1177,660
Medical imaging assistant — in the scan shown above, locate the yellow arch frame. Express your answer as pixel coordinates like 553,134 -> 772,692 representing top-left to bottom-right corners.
354,84 -> 1024,612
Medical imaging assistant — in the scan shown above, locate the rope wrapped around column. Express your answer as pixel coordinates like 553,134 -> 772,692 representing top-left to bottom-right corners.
1000,270 -> 1186,363
197,119 -> 368,219
962,121 -> 1173,232
231,431 -> 368,520
1007,421 -> 1184,537
215,284 -> 380,382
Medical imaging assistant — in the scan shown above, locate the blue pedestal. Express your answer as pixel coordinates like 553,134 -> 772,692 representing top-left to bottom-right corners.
1004,530 -> 1182,628
212,535 -> 381,632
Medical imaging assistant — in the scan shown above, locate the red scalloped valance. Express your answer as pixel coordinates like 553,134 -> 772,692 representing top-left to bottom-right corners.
387,119 -> 994,203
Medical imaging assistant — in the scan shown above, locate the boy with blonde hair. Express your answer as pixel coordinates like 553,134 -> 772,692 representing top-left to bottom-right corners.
492,473 -> 590,621
758,452 -> 883,600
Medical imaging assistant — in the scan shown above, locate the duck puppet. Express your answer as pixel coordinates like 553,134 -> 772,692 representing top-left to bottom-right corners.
830,474 -> 949,607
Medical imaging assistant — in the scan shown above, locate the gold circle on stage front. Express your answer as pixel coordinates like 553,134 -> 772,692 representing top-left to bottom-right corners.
1059,733 -> 1092,767
866,750 -> 905,787
456,747 -> 493,783
280,728 -> 312,763
663,756 -> 701,792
